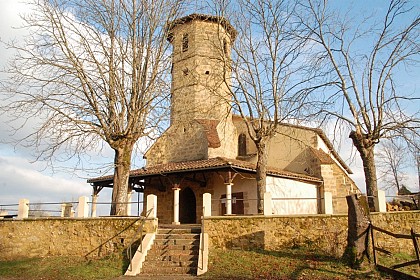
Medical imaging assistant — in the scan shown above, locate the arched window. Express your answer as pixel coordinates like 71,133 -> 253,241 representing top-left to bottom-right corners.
182,33 -> 189,52
238,133 -> 247,156
223,39 -> 228,56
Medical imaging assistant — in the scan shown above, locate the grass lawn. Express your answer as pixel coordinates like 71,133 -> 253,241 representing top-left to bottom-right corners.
0,248 -> 398,280
0,254 -> 124,280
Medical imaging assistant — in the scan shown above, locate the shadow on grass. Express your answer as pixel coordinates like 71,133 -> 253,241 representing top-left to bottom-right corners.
206,247 -> 389,280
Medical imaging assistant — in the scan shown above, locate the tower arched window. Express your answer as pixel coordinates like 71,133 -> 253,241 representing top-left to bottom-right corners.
223,39 -> 228,56
182,33 -> 189,52
238,133 -> 247,156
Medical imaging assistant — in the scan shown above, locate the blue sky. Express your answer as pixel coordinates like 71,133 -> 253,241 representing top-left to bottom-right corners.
0,0 -> 418,216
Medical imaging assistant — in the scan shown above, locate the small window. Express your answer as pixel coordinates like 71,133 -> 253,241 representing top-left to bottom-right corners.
182,33 -> 189,52
223,39 -> 228,55
238,133 -> 247,156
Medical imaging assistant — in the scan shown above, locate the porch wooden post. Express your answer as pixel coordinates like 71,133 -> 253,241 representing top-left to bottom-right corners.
173,185 -> 181,225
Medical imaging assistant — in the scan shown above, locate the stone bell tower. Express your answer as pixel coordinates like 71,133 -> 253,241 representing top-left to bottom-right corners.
145,14 -> 238,166
167,14 -> 237,124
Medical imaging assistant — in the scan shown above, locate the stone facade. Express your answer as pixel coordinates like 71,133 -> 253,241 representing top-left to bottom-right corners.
0,218 -> 157,260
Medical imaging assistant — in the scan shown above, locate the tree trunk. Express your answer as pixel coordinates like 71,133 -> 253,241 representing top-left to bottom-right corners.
110,140 -> 135,216
349,130 -> 378,210
256,140 -> 268,214
344,194 -> 371,268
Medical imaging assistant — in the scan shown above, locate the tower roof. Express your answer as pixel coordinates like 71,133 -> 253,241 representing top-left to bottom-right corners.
167,13 -> 237,41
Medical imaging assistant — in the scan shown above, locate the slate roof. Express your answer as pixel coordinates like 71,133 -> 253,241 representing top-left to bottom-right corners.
87,157 -> 322,185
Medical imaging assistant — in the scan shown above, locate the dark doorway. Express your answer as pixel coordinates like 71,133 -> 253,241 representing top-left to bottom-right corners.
179,187 -> 196,224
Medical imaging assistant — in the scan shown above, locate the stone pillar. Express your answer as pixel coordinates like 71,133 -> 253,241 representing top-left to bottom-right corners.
61,203 -> 69,218
18,199 -> 29,219
263,192 -> 272,216
225,183 -> 232,215
91,194 -> 98,217
203,193 -> 212,217
323,192 -> 333,214
374,190 -> 386,212
173,187 -> 180,225
126,190 -> 133,216
77,196 -> 89,218
146,194 -> 157,218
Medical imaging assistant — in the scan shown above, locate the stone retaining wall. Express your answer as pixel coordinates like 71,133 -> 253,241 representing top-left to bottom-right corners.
370,211 -> 420,255
204,211 -> 420,257
204,214 -> 349,256
1,211 -> 418,260
0,217 -> 157,260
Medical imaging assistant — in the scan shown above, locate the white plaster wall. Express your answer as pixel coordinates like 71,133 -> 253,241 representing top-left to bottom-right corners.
266,176 -> 318,215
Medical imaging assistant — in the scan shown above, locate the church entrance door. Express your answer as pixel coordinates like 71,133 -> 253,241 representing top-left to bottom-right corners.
179,187 -> 196,224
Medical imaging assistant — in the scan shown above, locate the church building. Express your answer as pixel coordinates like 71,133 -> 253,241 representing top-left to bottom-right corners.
88,14 -> 360,224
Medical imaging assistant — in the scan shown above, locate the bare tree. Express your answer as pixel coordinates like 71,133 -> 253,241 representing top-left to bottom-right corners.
298,0 -> 420,209
377,139 -> 409,193
214,0 -> 324,213
1,0 -> 186,215
406,135 -> 420,192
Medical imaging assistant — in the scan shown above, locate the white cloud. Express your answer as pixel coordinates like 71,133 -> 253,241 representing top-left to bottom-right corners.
0,154 -> 89,203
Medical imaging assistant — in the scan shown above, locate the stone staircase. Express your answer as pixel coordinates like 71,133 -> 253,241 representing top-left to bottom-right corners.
141,224 -> 201,276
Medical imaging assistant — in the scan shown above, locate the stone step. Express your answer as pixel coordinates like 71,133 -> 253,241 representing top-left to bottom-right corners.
138,226 -> 201,276
157,228 -> 201,234
151,244 -> 200,251
155,233 -> 200,240
158,224 -> 201,229
143,259 -> 197,268
141,266 -> 197,275
147,248 -> 199,256
153,238 -> 200,246
146,254 -> 198,262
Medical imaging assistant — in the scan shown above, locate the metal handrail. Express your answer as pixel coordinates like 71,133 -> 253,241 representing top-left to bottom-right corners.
126,207 -> 154,272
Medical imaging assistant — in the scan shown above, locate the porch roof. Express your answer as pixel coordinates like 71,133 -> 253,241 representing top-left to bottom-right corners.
87,157 -> 322,186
